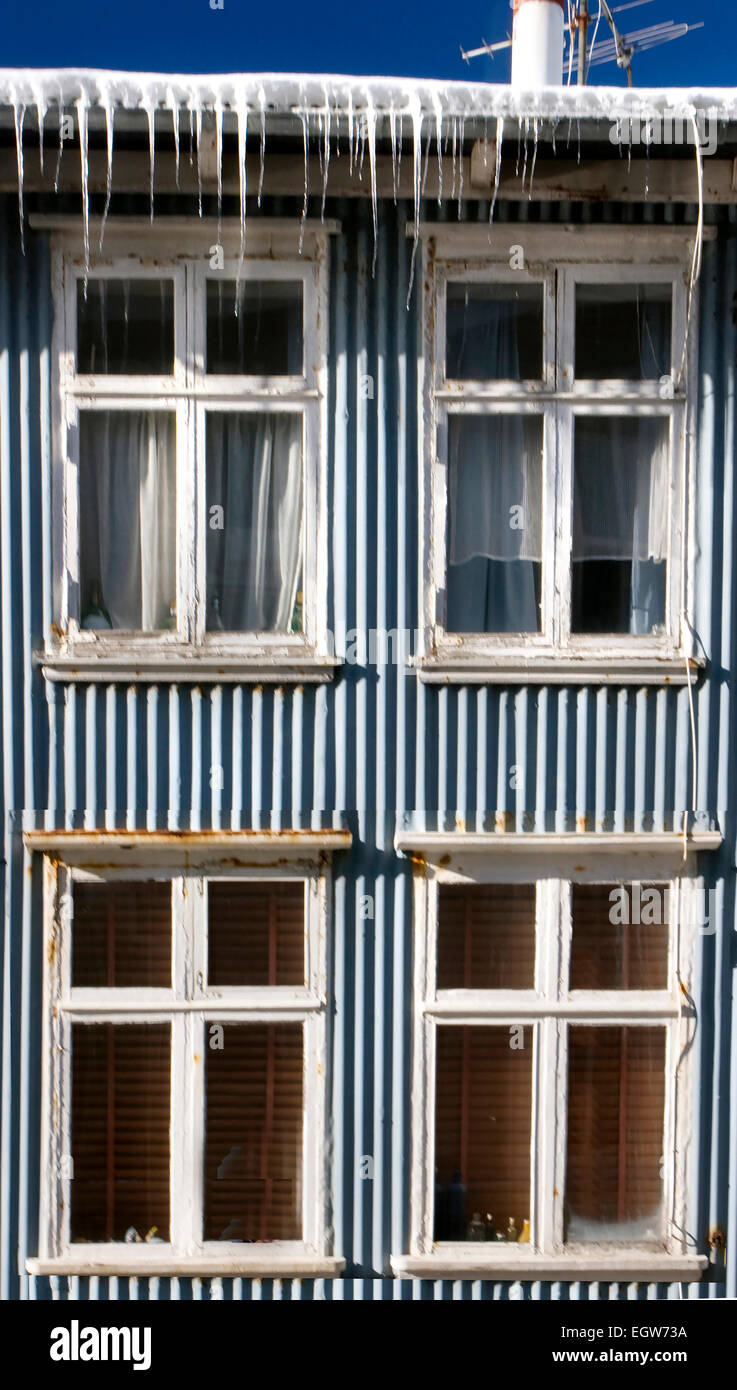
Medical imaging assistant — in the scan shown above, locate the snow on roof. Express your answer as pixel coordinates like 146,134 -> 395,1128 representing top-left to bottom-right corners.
1,68 -> 737,125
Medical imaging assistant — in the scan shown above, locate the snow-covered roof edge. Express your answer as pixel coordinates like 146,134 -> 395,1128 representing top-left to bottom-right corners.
2,69 -> 737,124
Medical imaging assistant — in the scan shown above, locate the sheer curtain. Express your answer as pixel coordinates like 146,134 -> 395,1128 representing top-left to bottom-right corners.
206,413 -> 303,633
79,412 -> 176,631
572,417 -> 669,634
446,296 -> 544,635
447,413 -> 543,633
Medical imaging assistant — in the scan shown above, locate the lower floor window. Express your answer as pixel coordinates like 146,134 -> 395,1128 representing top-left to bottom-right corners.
43,866 -> 328,1263
415,872 -> 692,1260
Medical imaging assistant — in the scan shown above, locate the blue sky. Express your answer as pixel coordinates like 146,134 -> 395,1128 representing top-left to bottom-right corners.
1,0 -> 734,87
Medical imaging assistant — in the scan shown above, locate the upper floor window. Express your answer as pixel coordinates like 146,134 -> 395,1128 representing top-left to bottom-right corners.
46,224 -> 335,683
418,227 -> 699,685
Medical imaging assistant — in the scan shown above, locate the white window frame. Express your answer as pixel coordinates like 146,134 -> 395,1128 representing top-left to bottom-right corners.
393,837 -> 711,1280
416,224 -> 706,686
42,220 -> 339,684
32,842 -> 344,1277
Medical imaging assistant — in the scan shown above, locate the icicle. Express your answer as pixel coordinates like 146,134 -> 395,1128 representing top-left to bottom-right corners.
676,108 -> 705,391
365,98 -> 378,273
299,107 -> 309,253
390,107 -> 398,205
195,108 -> 203,217
489,115 -> 504,226
13,99 -> 25,254
432,91 -> 443,206
36,96 -> 46,176
54,93 -> 65,194
528,117 -> 540,200
320,87 -> 331,221
172,105 -> 180,191
215,98 -> 224,244
76,95 -> 90,276
450,116 -> 457,205
347,89 -> 354,177
406,93 -> 424,308
521,116 -> 529,191
235,96 -> 248,299
144,100 -> 156,224
456,115 -> 465,220
99,100 -> 114,252
576,118 -> 581,165
516,116 -> 522,178
257,86 -> 266,207
188,106 -> 195,168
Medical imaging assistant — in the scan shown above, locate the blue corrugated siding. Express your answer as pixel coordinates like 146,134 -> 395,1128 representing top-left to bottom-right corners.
0,191 -> 734,1299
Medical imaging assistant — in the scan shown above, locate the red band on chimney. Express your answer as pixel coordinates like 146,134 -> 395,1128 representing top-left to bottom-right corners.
513,0 -> 565,11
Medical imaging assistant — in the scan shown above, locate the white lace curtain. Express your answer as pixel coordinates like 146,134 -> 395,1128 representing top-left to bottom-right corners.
446,294 -> 669,634
206,413 -> 303,633
79,410 -> 303,634
79,412 -> 176,631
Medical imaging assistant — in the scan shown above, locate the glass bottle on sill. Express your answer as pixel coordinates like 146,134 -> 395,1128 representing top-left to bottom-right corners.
518,1219 -> 531,1244
467,1212 -> 485,1242
290,589 -> 303,633
162,600 -> 177,632
485,1212 -> 495,1241
81,581 -> 112,630
208,594 -> 225,632
507,1217 -> 518,1242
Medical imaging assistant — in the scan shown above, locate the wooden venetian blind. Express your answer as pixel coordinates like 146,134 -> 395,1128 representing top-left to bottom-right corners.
434,1025 -> 533,1240
570,884 -> 668,990
437,884 -> 536,990
72,881 -> 172,988
208,881 -> 305,987
71,1023 -> 171,1243
204,1023 -> 303,1242
565,1025 -> 666,1240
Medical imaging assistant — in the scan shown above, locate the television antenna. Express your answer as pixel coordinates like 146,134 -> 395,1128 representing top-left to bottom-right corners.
461,1 -> 705,87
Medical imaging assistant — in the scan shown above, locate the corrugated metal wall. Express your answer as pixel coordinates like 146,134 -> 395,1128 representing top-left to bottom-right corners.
0,190 -> 734,1300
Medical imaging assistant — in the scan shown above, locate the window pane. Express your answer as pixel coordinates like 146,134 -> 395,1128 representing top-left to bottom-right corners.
204,1023 -> 303,1241
71,1023 -> 170,1242
434,1026 -> 533,1242
566,1026 -> 666,1242
77,279 -> 174,375
437,884 -> 536,990
571,416 -> 668,634
446,283 -> 543,380
208,881 -> 304,986
72,881 -> 171,988
206,280 -> 303,374
570,884 -> 669,990
205,413 -> 303,632
79,411 -> 176,632
575,284 -> 672,380
447,414 -> 543,633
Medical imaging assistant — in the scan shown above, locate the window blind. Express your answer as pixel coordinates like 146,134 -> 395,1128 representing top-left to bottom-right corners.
566,1025 -> 666,1241
207,881 -> 305,987
204,1022 -> 303,1242
71,1023 -> 171,1243
437,884 -> 536,991
434,1025 -> 533,1241
72,881 -> 172,989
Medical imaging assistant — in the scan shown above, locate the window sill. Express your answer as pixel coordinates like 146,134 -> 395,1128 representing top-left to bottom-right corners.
38,649 -> 342,685
416,652 -> 704,687
27,1254 -> 346,1279
391,1252 -> 708,1281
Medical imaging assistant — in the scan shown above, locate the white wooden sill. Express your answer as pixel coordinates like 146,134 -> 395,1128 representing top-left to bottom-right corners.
391,1252 -> 708,1281
27,1255 -> 346,1279
416,652 -> 704,687
38,649 -> 342,685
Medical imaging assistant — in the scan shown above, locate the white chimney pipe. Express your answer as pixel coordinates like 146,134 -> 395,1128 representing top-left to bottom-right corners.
511,0 -> 565,87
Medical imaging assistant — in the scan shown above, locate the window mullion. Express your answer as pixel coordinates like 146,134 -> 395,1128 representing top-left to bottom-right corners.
555,404 -> 573,648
